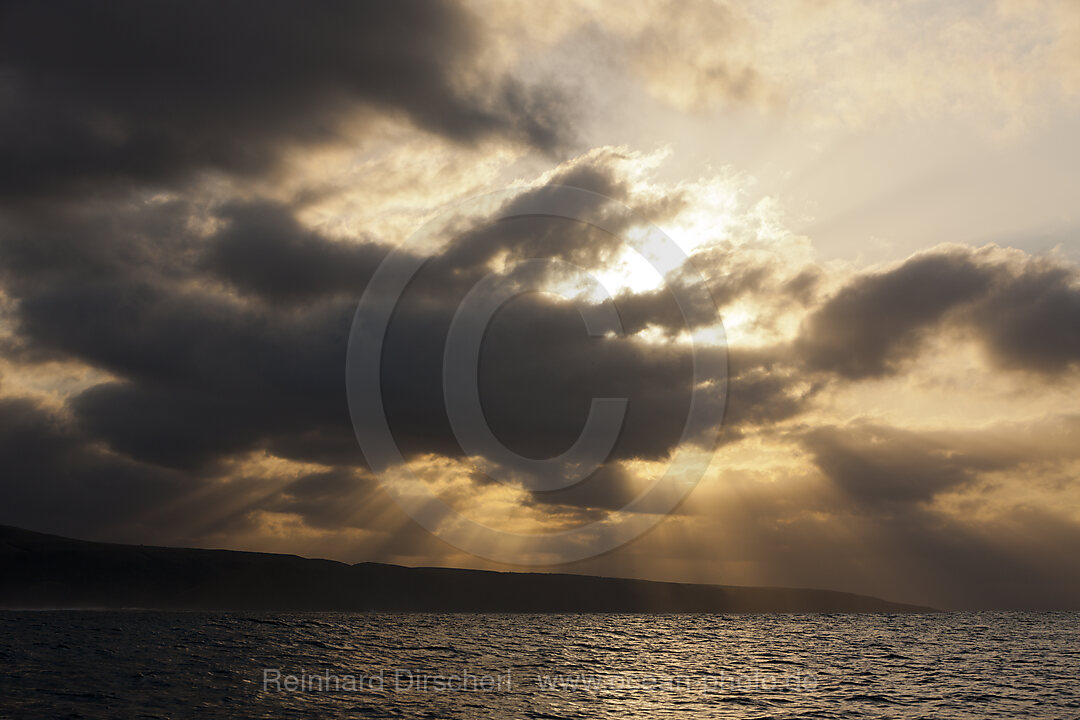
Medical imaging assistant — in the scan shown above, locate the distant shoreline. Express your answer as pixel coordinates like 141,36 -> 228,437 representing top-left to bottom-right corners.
0,524 -> 936,613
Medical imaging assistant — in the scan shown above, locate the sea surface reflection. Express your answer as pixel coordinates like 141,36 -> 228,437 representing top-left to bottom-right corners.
2,611 -> 1078,718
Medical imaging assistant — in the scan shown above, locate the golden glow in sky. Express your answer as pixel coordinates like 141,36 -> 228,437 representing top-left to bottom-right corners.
2,0 -> 1080,609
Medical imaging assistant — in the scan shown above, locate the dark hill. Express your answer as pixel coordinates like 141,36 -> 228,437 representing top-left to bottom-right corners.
0,525 -> 934,612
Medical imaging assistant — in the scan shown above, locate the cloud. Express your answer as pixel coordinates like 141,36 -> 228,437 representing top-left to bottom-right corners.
257,468 -> 381,531
795,250 -> 994,379
795,246 -> 1080,379
0,0 -> 572,200
774,415 -> 1080,608
1,0 -> 1079,613
4,141 -> 1073,559
2,209 -> 359,469
0,154 -> 748,488
526,462 -> 642,514
0,144 -> 844,551
963,260 -> 1080,375
203,202 -> 386,304
801,423 -> 993,508
614,0 -> 767,111
0,396 -> 191,537
476,0 -> 769,112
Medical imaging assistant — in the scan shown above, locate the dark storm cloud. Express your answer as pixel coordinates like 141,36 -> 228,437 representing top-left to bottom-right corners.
0,0 -> 572,199
0,134 -> 822,538
611,280 -> 722,336
203,202 -> 386,304
526,462 -> 642,517
258,469 -> 381,531
800,424 -> 995,507
0,164 -> 746,492
724,368 -> 816,429
366,205 -> 721,468
0,17 -> 810,528
263,426 -> 368,469
795,251 -> 994,379
423,160 -> 684,283
546,160 -> 689,224
0,396 -> 190,537
557,411 -> 1080,610
41,285 -> 358,470
0,392 -> 382,548
202,159 -> 682,311
963,261 -> 1080,374
690,243 -> 786,309
0,197 -> 200,292
469,293 -> 700,461
360,164 -> 818,474
611,243 -> 818,338
511,344 -> 813,515
770,417 -> 1080,609
0,198 -> 361,469
799,416 -> 1080,511
795,246 -> 1080,379
680,457 -> 1080,610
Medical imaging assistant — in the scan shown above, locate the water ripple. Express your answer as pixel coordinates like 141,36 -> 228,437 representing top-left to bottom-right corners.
0,612 -> 1077,718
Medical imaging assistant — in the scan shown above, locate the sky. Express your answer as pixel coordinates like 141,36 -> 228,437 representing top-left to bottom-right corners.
2,0 -> 1080,610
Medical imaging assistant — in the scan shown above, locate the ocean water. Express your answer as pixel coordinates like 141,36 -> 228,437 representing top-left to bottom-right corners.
1,612 -> 1078,719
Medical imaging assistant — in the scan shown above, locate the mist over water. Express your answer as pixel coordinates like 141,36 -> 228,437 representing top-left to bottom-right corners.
2,612 -> 1077,719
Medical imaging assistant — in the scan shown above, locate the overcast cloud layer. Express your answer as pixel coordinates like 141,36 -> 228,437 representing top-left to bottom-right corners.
1,0 -> 1079,610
